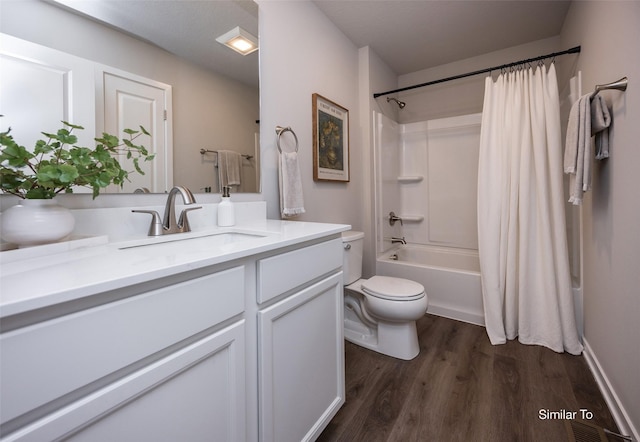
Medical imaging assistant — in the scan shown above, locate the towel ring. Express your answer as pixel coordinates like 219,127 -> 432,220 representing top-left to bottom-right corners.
275,126 -> 299,154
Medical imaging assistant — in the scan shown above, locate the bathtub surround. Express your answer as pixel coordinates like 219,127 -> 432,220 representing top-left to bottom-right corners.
478,64 -> 582,355
373,111 -> 485,326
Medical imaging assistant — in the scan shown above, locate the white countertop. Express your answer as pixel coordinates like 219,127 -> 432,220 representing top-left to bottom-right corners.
0,219 -> 350,318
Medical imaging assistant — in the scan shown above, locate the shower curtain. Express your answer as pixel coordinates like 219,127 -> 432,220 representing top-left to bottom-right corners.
477,63 -> 583,355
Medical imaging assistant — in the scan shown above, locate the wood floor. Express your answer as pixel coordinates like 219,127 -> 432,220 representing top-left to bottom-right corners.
319,314 -> 621,442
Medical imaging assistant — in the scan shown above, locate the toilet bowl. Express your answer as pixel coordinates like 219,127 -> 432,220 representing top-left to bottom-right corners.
342,231 -> 428,360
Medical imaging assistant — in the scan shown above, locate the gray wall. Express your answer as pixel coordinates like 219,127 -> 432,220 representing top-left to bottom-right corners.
396,37 -> 562,124
258,1 -> 363,230
561,1 -> 640,437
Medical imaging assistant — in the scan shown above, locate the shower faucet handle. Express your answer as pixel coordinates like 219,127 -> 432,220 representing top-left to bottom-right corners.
389,211 -> 403,226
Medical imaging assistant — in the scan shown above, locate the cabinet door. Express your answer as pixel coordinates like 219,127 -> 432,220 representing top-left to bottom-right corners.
10,321 -> 246,442
258,273 -> 344,442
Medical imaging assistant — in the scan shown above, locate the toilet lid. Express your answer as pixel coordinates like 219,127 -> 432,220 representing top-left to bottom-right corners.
361,276 -> 425,301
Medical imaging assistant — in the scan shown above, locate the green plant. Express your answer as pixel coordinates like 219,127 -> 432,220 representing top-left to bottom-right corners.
0,121 -> 154,199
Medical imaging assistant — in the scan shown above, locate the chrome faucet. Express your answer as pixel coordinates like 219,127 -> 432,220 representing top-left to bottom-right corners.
391,237 -> 407,245
132,186 -> 202,236
389,211 -> 403,226
162,186 -> 200,234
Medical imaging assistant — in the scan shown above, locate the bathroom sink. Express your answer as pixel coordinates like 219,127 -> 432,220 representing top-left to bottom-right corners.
116,231 -> 270,251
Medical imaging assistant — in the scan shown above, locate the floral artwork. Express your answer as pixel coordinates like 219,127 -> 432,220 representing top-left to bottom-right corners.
312,94 -> 349,182
318,112 -> 344,170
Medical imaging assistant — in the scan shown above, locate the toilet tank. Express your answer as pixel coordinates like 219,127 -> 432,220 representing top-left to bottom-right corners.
341,230 -> 364,285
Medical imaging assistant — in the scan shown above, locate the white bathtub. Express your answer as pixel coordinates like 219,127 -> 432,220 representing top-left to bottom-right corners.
377,245 -> 484,326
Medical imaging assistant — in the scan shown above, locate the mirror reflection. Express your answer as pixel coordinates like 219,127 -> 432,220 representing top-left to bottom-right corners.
0,0 -> 260,194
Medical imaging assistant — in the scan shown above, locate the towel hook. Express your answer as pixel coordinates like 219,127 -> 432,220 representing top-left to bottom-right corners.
275,126 -> 299,154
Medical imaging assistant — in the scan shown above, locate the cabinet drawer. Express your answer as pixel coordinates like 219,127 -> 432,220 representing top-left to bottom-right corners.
0,266 -> 245,425
11,321 -> 246,442
257,238 -> 342,304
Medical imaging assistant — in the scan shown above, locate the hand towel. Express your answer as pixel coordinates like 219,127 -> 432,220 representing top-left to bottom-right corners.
591,94 -> 611,159
564,94 -> 591,205
278,151 -> 305,218
217,150 -> 242,189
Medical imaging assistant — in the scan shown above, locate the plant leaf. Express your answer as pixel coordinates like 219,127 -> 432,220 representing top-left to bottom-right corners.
62,121 -> 84,130
0,142 -> 33,167
1,123 -> 153,199
55,129 -> 78,145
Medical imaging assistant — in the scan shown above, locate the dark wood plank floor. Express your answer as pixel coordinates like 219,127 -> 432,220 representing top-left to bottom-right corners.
319,314 -> 621,442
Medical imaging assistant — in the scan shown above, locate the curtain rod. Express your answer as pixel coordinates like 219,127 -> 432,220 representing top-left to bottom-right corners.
373,46 -> 581,99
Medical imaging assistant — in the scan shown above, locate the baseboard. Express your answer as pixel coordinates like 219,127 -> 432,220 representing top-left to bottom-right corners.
427,304 -> 485,327
583,338 -> 638,441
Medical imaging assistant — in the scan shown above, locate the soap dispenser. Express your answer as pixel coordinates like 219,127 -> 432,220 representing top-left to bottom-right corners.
217,186 -> 235,227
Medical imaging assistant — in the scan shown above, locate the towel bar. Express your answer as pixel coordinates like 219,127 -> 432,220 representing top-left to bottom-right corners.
275,126 -> 299,154
199,148 -> 253,160
590,76 -> 628,99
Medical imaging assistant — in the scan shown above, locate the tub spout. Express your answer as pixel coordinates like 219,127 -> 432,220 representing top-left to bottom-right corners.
391,237 -> 407,245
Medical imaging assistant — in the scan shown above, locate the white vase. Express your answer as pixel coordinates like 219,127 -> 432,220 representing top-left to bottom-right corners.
0,199 -> 75,247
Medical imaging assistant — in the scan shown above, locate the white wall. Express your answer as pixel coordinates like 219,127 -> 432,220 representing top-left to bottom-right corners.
560,2 -> 640,438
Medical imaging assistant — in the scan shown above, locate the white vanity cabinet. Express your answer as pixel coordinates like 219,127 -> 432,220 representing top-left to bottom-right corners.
256,238 -> 345,442
0,226 -> 347,442
0,266 -> 247,441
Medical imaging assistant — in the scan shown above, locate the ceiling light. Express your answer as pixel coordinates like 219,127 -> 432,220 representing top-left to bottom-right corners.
216,26 -> 258,56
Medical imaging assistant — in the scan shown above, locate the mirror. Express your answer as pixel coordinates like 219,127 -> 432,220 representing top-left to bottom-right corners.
0,0 -> 260,194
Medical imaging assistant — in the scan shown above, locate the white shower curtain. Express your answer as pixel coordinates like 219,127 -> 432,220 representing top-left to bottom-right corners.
477,63 -> 583,355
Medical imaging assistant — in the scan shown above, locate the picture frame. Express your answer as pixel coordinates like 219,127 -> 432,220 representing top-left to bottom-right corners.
312,93 -> 350,182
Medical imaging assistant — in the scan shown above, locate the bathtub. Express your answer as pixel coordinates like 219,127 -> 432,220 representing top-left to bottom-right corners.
377,244 -> 484,326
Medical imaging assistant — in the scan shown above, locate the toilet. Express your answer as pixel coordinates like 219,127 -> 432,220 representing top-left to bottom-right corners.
342,231 -> 428,360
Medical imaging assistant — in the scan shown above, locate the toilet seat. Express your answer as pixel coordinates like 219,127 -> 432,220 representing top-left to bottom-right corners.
361,276 -> 425,301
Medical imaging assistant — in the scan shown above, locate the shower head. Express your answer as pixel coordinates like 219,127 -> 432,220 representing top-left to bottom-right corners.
386,97 -> 406,109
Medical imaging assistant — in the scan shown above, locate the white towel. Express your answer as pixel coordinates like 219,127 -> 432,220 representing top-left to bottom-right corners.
591,94 -> 611,159
217,150 -> 242,189
564,94 -> 591,205
278,151 -> 305,218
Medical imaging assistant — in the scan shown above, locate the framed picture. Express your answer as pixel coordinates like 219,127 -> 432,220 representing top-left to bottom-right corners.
312,93 -> 350,182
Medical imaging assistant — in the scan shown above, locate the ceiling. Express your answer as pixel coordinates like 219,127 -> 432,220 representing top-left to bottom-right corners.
48,0 -> 260,87
312,0 -> 572,75
49,0 -> 571,86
